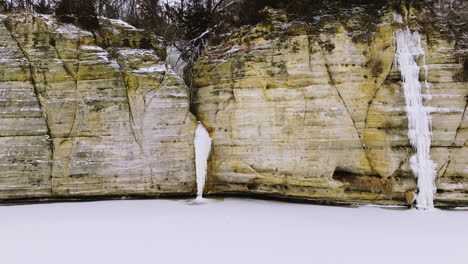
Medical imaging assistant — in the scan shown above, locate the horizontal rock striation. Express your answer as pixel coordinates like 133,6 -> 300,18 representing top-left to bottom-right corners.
0,5 -> 466,207
0,14 -> 196,200
193,9 -> 467,206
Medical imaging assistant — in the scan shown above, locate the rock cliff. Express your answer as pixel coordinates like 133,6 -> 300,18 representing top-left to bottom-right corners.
0,14 -> 196,200
193,7 -> 467,206
0,3 -> 466,207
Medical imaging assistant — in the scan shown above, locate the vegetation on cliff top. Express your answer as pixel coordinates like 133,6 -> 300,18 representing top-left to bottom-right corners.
1,0 -> 465,79
0,1 -> 465,43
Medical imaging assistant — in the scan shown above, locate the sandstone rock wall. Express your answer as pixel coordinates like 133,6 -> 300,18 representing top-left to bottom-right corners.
0,7 -> 466,207
0,14 -> 196,200
193,9 -> 467,206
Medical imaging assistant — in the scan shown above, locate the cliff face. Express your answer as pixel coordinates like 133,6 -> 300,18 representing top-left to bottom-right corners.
193,8 -> 468,206
0,14 -> 196,200
0,5 -> 466,206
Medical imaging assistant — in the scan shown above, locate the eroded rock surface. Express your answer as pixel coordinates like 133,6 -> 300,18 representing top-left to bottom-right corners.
193,9 -> 467,206
0,7 -> 466,207
0,14 -> 196,200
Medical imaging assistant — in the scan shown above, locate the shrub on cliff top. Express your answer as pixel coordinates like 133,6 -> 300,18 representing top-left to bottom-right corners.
55,0 -> 100,30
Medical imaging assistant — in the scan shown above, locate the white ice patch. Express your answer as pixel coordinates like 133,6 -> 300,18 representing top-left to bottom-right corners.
393,12 -> 404,24
80,45 -> 104,52
133,65 -> 166,74
194,122 -> 212,202
108,18 -> 137,30
395,27 -> 437,209
54,22 -> 92,39
117,49 -> 156,58
166,46 -> 188,80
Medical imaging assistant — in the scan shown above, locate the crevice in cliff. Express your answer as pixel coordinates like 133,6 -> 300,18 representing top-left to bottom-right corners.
363,60 -> 395,131
362,57 -> 396,173
437,157 -> 450,178
439,156 -> 456,181
306,34 -> 313,73
390,147 -> 413,179
316,40 -> 359,132
437,141 -> 467,179
3,19 -> 55,192
316,39 -> 373,173
452,99 -> 467,145
181,69 -> 195,129
391,158 -> 406,178
114,59 -> 144,153
114,57 -> 160,188
303,35 -> 313,133
68,30 -> 82,138
41,19 -> 81,138
143,68 -> 166,102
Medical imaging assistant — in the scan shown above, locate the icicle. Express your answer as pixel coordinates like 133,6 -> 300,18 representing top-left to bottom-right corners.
395,27 -> 437,209
194,121 -> 212,202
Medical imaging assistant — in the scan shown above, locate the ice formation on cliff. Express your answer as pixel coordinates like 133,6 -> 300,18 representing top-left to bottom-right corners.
194,122 -> 212,201
395,27 -> 437,209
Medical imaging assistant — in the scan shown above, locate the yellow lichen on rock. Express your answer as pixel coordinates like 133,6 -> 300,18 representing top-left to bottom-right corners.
193,9 -> 468,206
0,14 -> 196,200
0,8 -> 466,206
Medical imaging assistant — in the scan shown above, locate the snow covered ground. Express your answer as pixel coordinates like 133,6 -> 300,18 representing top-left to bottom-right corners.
0,198 -> 467,264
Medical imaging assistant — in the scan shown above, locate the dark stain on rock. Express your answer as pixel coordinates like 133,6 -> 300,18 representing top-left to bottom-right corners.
247,182 -> 259,190
123,38 -> 130,47
333,170 -> 395,197
453,59 -> 468,82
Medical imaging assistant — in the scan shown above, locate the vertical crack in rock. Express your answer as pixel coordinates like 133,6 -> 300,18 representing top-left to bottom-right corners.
438,146 -> 461,181
4,19 -> 55,191
316,40 -> 373,172
144,71 -> 167,187
303,35 -> 313,133
363,59 -> 395,131
391,157 -> 406,178
114,59 -> 145,153
306,34 -> 313,73
362,59 -> 395,173
180,60 -> 195,130
144,68 -> 166,100
68,31 -> 81,138
453,100 -> 467,145
42,19 -> 81,137
114,57 -> 169,188
437,157 -> 451,178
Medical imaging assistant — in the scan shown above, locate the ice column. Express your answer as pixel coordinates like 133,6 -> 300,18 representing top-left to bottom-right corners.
194,121 -> 212,201
395,28 -> 437,209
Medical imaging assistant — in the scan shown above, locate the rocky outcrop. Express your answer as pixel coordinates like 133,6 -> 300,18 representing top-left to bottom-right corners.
193,8 -> 468,206
0,14 -> 196,200
0,5 -> 466,207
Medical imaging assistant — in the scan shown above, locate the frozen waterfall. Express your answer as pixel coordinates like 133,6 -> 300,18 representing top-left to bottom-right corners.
166,45 -> 188,80
194,122 -> 212,201
395,28 -> 437,209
